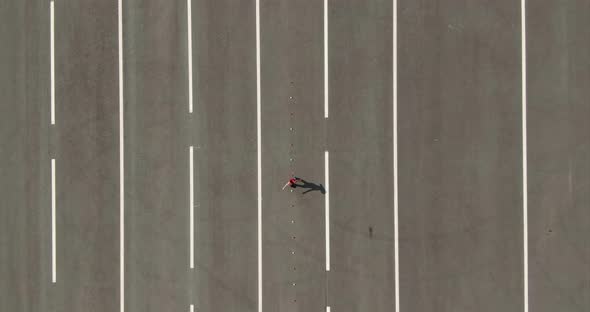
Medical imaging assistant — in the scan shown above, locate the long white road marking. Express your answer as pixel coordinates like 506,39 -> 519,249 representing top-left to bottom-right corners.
521,1 -> 528,312
393,0 -> 399,311
323,0 -> 328,119
118,0 -> 125,310
50,1 -> 55,125
256,0 -> 262,311
51,158 -> 56,283
187,0 -> 193,114
326,306 -> 331,312
325,151 -> 330,271
190,304 -> 195,312
189,146 -> 195,269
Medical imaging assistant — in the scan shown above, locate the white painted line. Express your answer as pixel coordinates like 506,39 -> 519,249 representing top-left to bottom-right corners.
323,0 -> 328,119
326,306 -> 331,312
189,146 -> 194,269
393,0 -> 399,311
189,304 -> 194,312
50,1 -> 55,125
187,0 -> 193,114
521,1 -> 528,312
325,151 -> 330,271
118,0 -> 125,310
256,0 -> 262,311
51,158 -> 56,283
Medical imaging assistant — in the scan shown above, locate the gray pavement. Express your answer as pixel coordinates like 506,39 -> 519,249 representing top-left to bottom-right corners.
53,1 -> 119,311
123,1 -> 189,311
1,1 -> 590,312
0,1 -> 50,311
328,0 -> 396,311
193,0 -> 258,311
260,1 -> 327,311
528,2 -> 590,311
398,1 -> 523,311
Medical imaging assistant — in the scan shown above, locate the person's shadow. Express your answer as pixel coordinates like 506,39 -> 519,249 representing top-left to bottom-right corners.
293,178 -> 326,195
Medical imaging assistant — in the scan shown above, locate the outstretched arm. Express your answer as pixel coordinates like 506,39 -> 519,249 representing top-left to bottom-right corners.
282,181 -> 291,190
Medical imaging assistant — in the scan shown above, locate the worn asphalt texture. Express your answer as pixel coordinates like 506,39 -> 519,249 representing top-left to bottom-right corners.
1,1 -> 588,312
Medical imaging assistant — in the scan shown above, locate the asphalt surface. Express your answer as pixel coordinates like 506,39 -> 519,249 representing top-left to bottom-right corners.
260,1 -> 326,311
1,1 -> 589,312
0,1 -> 49,311
527,2 -> 590,311
328,1 -> 395,311
53,1 -> 119,311
398,2 -> 523,312
193,0 -> 258,311
123,1 -> 189,311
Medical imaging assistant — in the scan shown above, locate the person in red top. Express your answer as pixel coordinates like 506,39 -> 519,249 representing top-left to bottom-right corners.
283,177 -> 302,190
